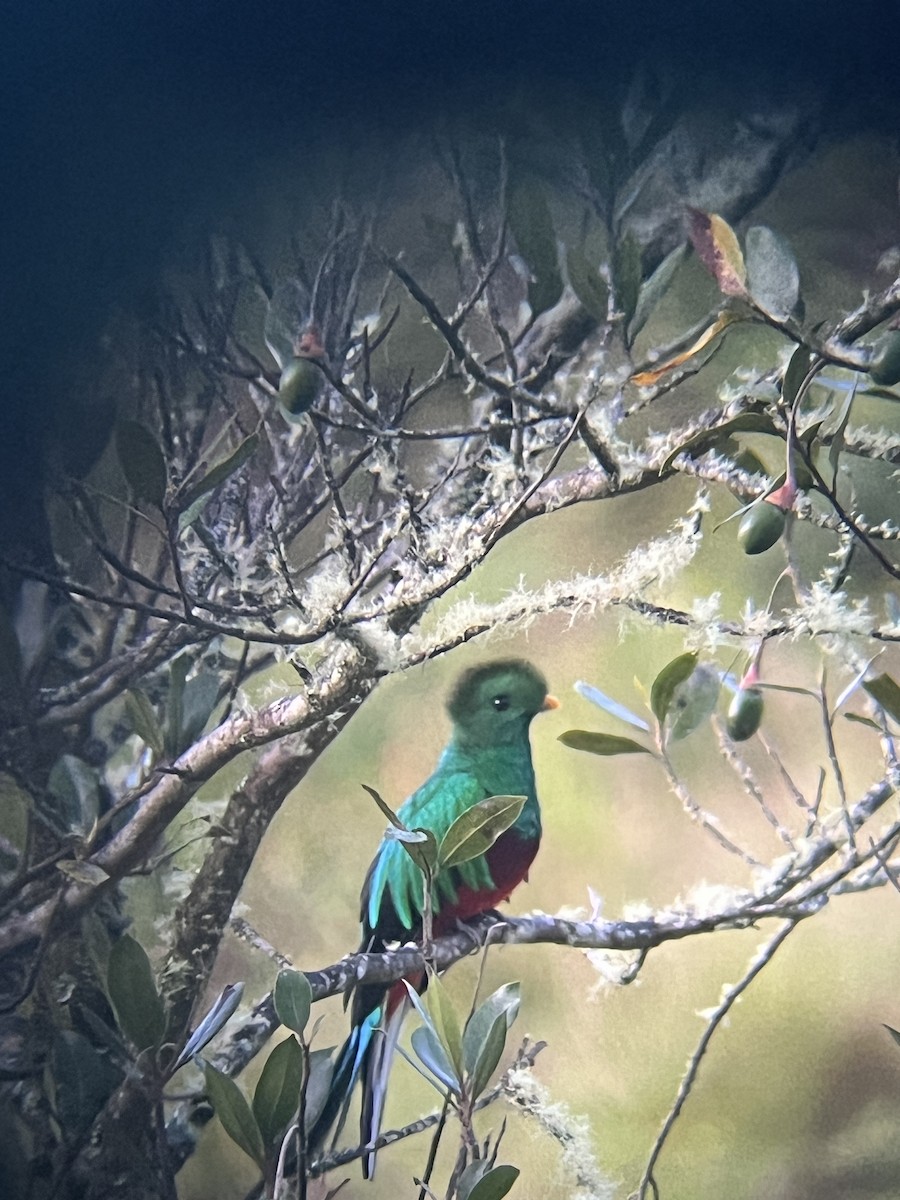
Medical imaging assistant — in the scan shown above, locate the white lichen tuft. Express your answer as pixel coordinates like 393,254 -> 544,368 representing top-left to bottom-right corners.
504,1067 -> 615,1200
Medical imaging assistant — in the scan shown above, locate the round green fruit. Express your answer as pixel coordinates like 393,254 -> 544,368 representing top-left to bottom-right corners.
868,331 -> 900,387
278,356 -> 321,419
738,503 -> 786,555
726,686 -> 764,741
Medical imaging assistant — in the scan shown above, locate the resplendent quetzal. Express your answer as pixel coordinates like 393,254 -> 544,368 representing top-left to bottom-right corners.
313,659 -> 558,1176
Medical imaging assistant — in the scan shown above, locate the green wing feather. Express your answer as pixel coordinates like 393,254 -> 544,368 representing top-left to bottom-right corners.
366,772 -> 493,932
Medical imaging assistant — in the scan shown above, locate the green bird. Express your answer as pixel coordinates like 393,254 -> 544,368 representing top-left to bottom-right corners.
312,659 -> 558,1176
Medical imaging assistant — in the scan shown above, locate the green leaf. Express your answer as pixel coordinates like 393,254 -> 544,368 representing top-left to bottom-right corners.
557,729 -> 652,757
467,1010 -> 507,1100
863,675 -> 900,724
56,859 -> 109,886
651,652 -> 699,724
508,175 -> 563,318
116,420 -> 167,508
51,1030 -> 121,1141
124,688 -> 164,757
253,1034 -> 303,1150
466,1165 -> 521,1200
462,983 -> 520,1081
46,754 -> 101,837
165,655 -> 190,759
884,1024 -> 900,1050
304,1047 -> 335,1130
667,663 -> 721,741
661,412 -> 780,473
106,934 -> 166,1053
361,783 -> 404,828
745,225 -> 801,320
179,670 -> 220,750
612,229 -> 642,335
565,245 -> 608,322
273,969 -> 312,1037
410,1024 -> 460,1093
782,344 -> 811,409
177,432 -> 260,519
438,795 -> 526,871
843,712 -> 882,731
630,243 -> 687,341
426,974 -> 464,1080
204,1061 -> 266,1169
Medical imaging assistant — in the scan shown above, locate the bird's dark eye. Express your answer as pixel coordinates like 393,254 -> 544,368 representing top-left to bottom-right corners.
492,694 -> 511,712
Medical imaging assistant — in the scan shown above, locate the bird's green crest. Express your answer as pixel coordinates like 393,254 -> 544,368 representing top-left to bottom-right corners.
447,659 -> 550,748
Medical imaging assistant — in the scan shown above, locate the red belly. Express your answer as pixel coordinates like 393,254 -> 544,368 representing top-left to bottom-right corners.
433,831 -> 539,934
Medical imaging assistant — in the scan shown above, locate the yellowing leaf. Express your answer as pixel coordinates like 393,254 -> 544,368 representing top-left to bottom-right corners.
687,208 -> 747,297
631,310 -> 737,387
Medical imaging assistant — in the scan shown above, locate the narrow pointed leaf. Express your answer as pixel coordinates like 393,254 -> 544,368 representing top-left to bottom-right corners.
253,1034 -> 304,1150
630,242 -> 687,340
304,1047 -> 335,1130
177,432 -> 259,515
557,730 -> 651,756
508,176 -> 563,318
574,680 -> 650,730
106,934 -> 166,1053
361,783 -> 404,828
274,968 -> 312,1036
438,795 -> 526,870
116,420 -> 167,508
463,983 -> 520,1079
884,1024 -> 900,1050
173,982 -> 244,1071
687,208 -> 747,297
177,670 -> 220,751
124,688 -> 164,757
631,309 -> 736,387
426,974 -> 464,1079
410,1024 -> 460,1093
203,1061 -> 266,1169
660,410 -> 779,472
467,1165 -> 521,1200
468,1011 -> 508,1100
745,225 -> 800,319
47,754 -> 100,837
565,246 -> 608,322
651,652 -> 699,724
612,229 -> 642,332
782,344 -> 811,408
863,675 -> 900,724
165,654 -> 189,759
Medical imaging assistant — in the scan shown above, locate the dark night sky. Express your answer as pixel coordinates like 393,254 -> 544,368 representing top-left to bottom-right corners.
0,0 -> 896,543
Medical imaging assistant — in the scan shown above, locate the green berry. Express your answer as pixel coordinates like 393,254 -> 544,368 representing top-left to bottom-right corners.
726,687 -> 764,741
738,503 -> 786,555
278,356 -> 321,419
868,331 -> 900,387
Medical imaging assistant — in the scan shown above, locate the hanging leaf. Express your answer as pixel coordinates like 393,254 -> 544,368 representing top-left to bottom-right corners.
116,420 -> 167,508
273,969 -> 312,1037
304,1048 -> 335,1130
507,175 -> 563,318
165,655 -> 190,759
178,670 -> 220,751
252,1034 -> 304,1150
438,795 -> 526,870
106,934 -> 166,1053
574,680 -> 650,731
46,754 -> 101,838
745,225 -> 801,320
124,688 -> 164,758
651,652 -> 699,724
884,1024 -> 900,1050
612,229 -> 642,334
52,1030 -> 121,1141
176,432 -> 260,531
782,344 -> 811,408
172,982 -> 245,1072
631,309 -> 738,387
466,1165 -> 521,1200
558,730 -> 651,756
467,1010 -> 508,1100
426,974 -> 464,1080
667,664 -> 721,741
410,1024 -> 460,1093
863,674 -> 900,724
462,983 -> 520,1079
565,246 -> 609,322
204,1061 -> 266,1169
686,208 -> 747,297
629,242 -> 688,342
